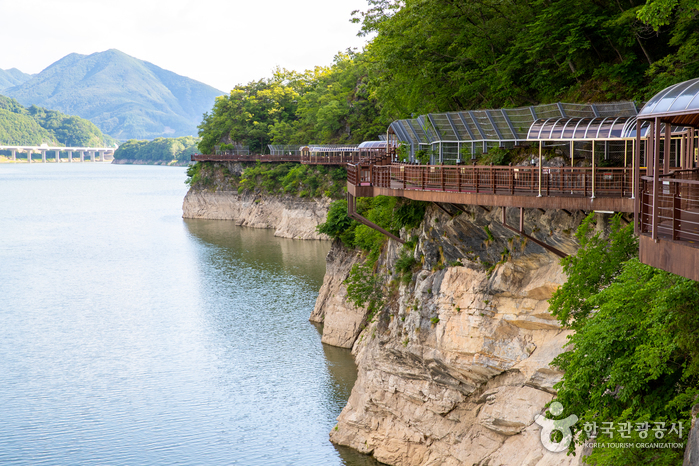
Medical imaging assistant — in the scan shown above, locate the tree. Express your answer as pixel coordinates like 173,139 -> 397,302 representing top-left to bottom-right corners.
549,214 -> 699,464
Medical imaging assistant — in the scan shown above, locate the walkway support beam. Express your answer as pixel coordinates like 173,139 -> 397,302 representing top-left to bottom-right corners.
501,207 -> 567,258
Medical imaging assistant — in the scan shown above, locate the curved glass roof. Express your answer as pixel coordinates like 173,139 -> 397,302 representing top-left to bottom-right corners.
303,145 -> 359,153
358,141 -> 387,149
640,77 -> 699,116
390,101 -> 638,146
527,116 -> 632,140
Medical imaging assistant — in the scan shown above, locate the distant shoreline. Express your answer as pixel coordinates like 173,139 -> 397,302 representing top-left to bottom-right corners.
111,159 -> 189,167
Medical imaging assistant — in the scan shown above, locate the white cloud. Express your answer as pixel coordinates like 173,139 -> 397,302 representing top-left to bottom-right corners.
0,0 -> 371,91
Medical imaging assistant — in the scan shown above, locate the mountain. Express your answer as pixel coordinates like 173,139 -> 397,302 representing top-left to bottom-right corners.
0,68 -> 32,91
0,94 -> 117,147
4,50 -> 224,140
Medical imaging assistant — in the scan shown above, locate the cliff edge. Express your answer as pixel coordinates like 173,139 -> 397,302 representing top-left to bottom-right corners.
316,205 -> 597,465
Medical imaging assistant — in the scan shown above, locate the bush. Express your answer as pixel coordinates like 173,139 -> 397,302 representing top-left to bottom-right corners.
549,213 -> 699,464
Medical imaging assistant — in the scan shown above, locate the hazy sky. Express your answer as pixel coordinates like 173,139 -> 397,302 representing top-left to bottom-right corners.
0,0 -> 372,92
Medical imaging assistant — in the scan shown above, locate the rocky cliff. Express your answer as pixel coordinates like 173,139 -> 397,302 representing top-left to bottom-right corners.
182,162 -> 331,240
314,205 -> 603,465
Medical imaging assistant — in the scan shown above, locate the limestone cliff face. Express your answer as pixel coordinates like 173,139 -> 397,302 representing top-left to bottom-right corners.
321,205 -> 598,465
182,161 -> 333,240
182,189 -> 331,240
310,240 -> 366,348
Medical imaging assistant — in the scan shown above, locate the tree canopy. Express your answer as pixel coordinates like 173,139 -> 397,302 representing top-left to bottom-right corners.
550,214 -> 699,465
0,95 -> 116,147
198,0 -> 699,152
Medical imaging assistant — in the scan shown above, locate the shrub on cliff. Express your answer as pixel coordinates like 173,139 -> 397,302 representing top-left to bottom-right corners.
549,213 -> 699,465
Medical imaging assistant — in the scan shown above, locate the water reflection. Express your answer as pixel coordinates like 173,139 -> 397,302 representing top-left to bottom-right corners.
184,219 -> 381,466
0,164 -> 380,466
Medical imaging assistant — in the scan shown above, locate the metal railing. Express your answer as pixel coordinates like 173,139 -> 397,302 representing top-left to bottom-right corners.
640,170 -> 699,243
348,163 -> 637,198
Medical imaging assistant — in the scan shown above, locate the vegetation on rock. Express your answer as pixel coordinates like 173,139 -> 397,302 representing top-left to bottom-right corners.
185,161 -> 347,199
550,213 -> 699,464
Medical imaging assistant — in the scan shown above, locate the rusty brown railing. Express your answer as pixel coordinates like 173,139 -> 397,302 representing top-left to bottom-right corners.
349,163 -> 637,198
640,170 -> 699,243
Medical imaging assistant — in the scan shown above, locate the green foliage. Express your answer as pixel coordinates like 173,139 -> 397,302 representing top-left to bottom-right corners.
187,161 -> 346,199
478,146 -> 510,166
114,136 -> 199,163
392,200 -> 427,231
352,0 -> 699,119
185,162 -> 202,186
317,197 -> 425,259
549,213 -> 638,329
415,149 -> 430,165
345,262 -> 385,315
549,213 -> 699,464
316,200 -> 358,247
0,95 -> 114,146
395,247 -> 418,285
198,55 -> 389,154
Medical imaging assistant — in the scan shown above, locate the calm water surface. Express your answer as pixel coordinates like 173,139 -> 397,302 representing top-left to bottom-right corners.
0,163 -> 378,465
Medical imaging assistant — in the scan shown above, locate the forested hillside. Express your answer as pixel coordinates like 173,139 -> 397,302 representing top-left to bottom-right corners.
198,0 -> 699,153
113,137 -> 199,164
5,49 -> 224,140
0,95 -> 116,147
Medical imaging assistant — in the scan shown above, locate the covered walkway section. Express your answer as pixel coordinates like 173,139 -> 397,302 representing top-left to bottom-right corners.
634,77 -> 699,281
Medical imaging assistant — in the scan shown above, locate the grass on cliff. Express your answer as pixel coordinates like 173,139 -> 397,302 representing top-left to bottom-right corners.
549,213 -> 699,465
185,161 -> 346,198
318,197 -> 427,316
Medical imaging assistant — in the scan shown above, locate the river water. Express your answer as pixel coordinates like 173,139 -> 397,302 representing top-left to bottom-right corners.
0,163 -> 378,465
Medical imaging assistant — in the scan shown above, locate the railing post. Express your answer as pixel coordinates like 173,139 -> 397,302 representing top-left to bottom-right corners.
538,142 -> 543,197
652,118 -> 660,240
491,163 -> 495,194
403,166 -> 406,189
457,166 -> 461,193
441,166 -> 445,191
509,163 -> 513,195
672,181 -> 680,240
422,168 -> 426,190
474,163 -> 479,193
591,141 -> 596,199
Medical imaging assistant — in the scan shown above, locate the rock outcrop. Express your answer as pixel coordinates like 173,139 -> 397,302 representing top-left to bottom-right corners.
182,161 -> 333,240
182,189 -> 331,240
310,240 -> 366,348
319,205 -> 600,465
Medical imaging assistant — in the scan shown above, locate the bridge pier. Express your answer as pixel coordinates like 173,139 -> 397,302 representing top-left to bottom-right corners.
90,151 -> 95,162
11,149 -> 16,162
41,150 -> 46,163
98,150 -> 105,162
27,150 -> 32,163
80,151 -> 85,162
68,151 -> 73,163
55,149 -> 61,163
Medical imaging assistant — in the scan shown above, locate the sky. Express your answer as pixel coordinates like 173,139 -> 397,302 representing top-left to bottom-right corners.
0,0 -> 373,93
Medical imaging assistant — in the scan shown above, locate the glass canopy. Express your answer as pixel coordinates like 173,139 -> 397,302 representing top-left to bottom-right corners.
640,77 -> 699,117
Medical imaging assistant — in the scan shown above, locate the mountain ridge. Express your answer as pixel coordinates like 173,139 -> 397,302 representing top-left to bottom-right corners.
4,49 -> 224,140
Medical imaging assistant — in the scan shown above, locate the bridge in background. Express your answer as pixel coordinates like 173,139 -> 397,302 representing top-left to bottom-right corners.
0,145 -> 116,163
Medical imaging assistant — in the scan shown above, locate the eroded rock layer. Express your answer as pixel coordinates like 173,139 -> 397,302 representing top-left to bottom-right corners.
182,188 -> 330,241
321,206 -> 598,465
